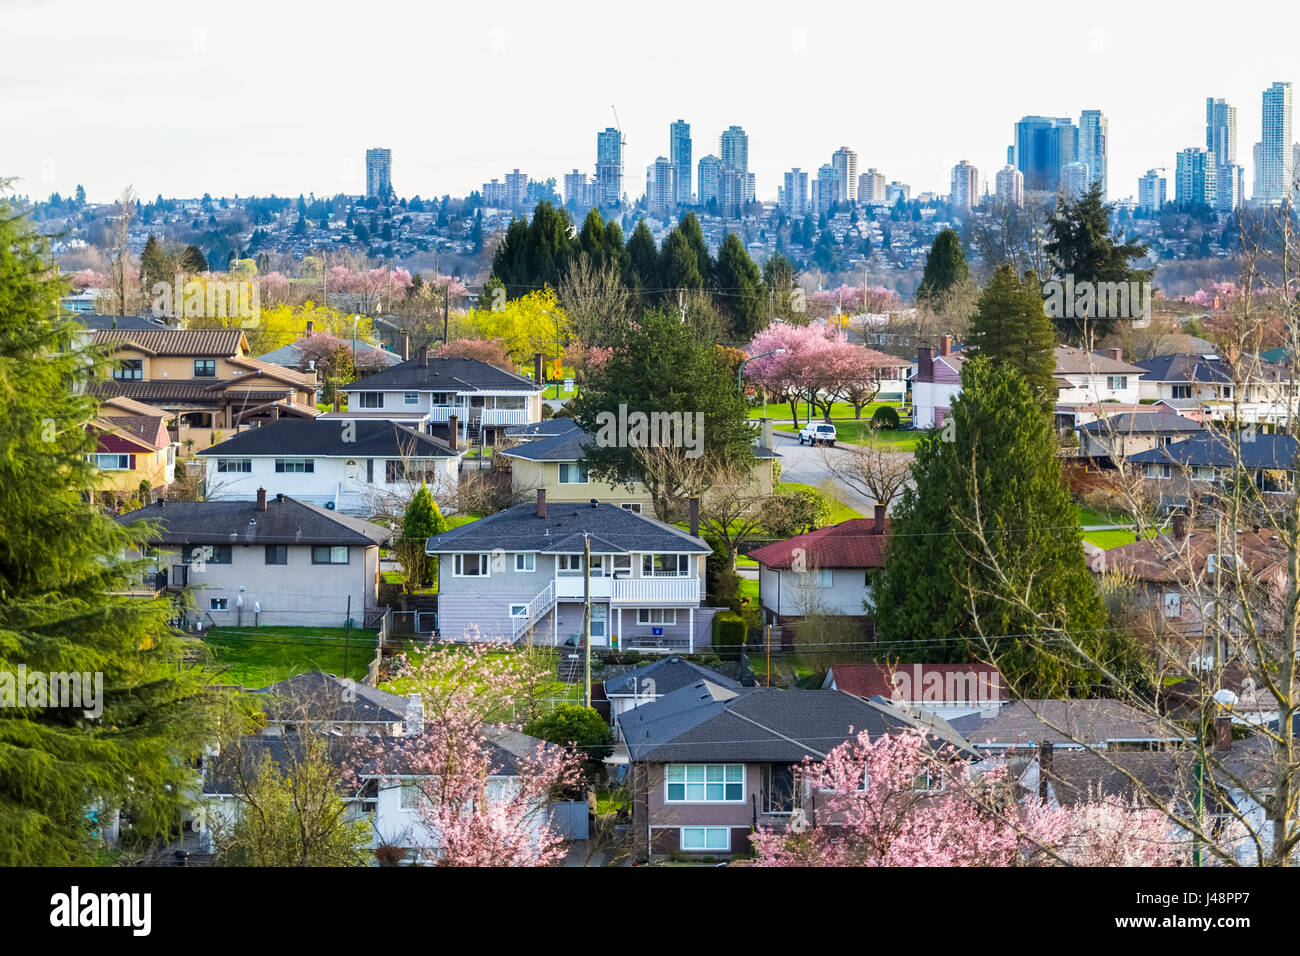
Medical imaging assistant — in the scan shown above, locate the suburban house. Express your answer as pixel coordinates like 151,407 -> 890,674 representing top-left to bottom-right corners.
257,336 -> 401,372
252,671 -> 420,734
1126,432 -> 1296,506
424,492 -> 716,651
91,328 -> 320,451
115,491 -> 391,628
911,336 -> 965,429
1134,352 -> 1297,425
950,699 -> 1192,754
498,418 -> 780,514
822,662 -> 1008,720
198,418 -> 459,515
504,419 -> 586,442
618,681 -> 974,860
337,347 -> 544,447
85,410 -> 176,503
602,656 -> 743,740
1076,410 -> 1205,461
749,509 -> 890,626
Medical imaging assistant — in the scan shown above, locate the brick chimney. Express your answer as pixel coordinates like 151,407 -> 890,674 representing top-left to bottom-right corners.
536,488 -> 547,519
401,332 -> 410,362
939,334 -> 951,356
256,487 -> 267,511
1108,347 -> 1123,362
689,497 -> 700,537
1215,715 -> 1233,752
534,352 -> 544,385
1038,740 -> 1053,801
873,504 -> 886,534
447,414 -> 458,452
763,418 -> 773,450
1172,513 -> 1187,540
418,345 -> 429,367
916,346 -> 934,383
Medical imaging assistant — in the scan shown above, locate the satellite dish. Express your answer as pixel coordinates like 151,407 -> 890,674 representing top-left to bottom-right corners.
1214,689 -> 1238,707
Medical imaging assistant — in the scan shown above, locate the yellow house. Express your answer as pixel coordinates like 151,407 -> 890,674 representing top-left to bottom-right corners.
86,414 -> 176,504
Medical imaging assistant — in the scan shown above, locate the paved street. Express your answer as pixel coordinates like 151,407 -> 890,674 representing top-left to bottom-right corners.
767,425 -> 914,515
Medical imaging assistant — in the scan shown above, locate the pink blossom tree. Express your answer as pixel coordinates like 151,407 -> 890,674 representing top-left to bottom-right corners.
745,324 -> 900,423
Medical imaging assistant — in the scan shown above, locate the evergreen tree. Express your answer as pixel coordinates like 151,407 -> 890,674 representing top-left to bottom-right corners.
0,191 -> 214,864
967,265 -> 1057,409
763,253 -> 799,319
624,219 -> 659,296
139,234 -> 174,295
578,208 -> 609,269
489,201 -> 575,293
676,212 -> 713,286
659,227 -> 704,294
713,232 -> 766,340
397,485 -> 446,591
872,356 -> 1135,698
916,228 -> 970,304
811,228 -> 841,272
178,244 -> 207,273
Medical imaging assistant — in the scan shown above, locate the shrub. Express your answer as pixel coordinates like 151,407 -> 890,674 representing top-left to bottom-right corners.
760,488 -> 832,538
871,405 -> 900,430
523,704 -> 613,782
712,611 -> 748,660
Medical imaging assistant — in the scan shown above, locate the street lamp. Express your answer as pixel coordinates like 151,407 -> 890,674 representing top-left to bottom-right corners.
350,314 -> 361,366
738,349 -> 786,395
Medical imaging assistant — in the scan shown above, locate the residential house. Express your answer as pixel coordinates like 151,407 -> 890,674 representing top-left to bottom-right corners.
1127,432 -> 1296,507
337,346 -> 543,447
822,662 -> 1008,720
253,671 -> 419,734
749,509 -> 889,626
911,335 -> 964,429
91,328 -> 320,451
1134,352 -> 1297,425
198,419 -> 459,515
602,656 -> 743,740
424,492 -> 716,652
85,411 -> 175,504
1076,410 -> 1205,460
950,699 -> 1192,754
115,491 -> 391,628
257,338 -> 401,372
618,682 -> 974,860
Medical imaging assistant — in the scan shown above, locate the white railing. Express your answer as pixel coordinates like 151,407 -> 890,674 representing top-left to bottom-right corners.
556,576 -> 613,600
426,405 -> 466,423
612,577 -> 700,604
513,582 -> 556,638
481,408 -> 530,426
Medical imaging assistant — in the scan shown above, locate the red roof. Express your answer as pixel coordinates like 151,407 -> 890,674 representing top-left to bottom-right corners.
827,663 -> 1008,702
749,518 -> 890,570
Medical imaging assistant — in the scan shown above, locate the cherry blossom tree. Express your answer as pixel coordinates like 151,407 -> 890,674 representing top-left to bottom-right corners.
745,324 -> 899,423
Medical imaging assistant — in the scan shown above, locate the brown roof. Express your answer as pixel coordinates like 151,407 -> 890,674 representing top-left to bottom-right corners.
91,415 -> 169,451
92,328 -> 247,357
227,355 -> 317,388
1053,345 -> 1145,375
749,518 -> 890,570
100,395 -> 173,419
1041,749 -> 1190,808
960,699 -> 1189,749
827,663 -> 1008,702
95,380 -> 295,404
1100,529 -> 1287,587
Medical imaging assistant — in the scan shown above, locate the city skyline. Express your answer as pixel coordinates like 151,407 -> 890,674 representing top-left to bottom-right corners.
7,0 -> 1300,205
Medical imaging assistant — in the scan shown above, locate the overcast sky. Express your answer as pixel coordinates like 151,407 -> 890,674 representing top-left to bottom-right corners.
4,0 -> 1300,205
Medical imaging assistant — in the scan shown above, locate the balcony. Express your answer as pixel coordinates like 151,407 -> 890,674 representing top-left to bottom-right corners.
480,408 -> 530,426
612,577 -> 699,604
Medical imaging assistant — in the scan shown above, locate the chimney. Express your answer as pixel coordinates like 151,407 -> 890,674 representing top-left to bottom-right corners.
404,693 -> 424,737
939,334 -> 951,357
1172,513 -> 1187,541
1037,741 -> 1053,801
418,345 -> 429,367
256,488 -> 267,512
1214,715 -> 1233,752
689,497 -> 700,537
534,352 -> 544,385
536,488 -> 547,519
916,346 -> 934,383
447,414 -> 459,452
873,504 -> 886,535
1108,347 -> 1123,362
401,332 -> 410,362
763,418 -> 773,450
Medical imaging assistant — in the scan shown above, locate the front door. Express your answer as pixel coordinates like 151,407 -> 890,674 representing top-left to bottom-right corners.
589,604 -> 609,647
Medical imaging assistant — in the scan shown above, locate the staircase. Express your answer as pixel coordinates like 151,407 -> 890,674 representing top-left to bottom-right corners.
513,582 -> 557,641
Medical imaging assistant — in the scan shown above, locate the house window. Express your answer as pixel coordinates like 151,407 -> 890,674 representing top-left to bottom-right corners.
557,554 -> 583,574
666,764 -> 744,802
216,458 -> 252,473
1144,463 -> 1171,479
203,545 -> 233,565
311,546 -> 349,565
913,769 -> 945,793
680,827 -> 730,852
87,453 -> 132,470
1172,385 -> 1193,400
637,608 -> 677,626
1163,592 -> 1182,618
510,604 -> 529,619
399,783 -> 422,809
557,462 -> 589,484
275,459 -> 314,473
796,569 -> 833,588
453,553 -> 489,577
612,555 -> 632,577
765,764 -> 796,814
385,460 -> 406,483
621,502 -> 642,514
515,553 -> 535,572
642,554 -> 690,577
1106,375 -> 1127,390
113,359 -> 143,381
265,545 -> 288,565
209,597 -> 228,611
1194,466 -> 1214,482
194,359 -> 217,377
404,392 -> 419,406
589,555 -> 605,576
359,392 -> 382,409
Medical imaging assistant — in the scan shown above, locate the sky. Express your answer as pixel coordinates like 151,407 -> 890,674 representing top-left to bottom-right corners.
5,0 -> 1300,205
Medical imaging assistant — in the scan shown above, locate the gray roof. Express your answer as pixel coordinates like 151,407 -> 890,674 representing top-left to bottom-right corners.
116,496 -> 392,547
347,355 -> 541,393
424,500 -> 712,555
498,427 -> 595,462
619,684 -> 975,763
1040,749 -> 1191,808
603,656 -> 742,697
253,671 -> 410,723
1127,432 -> 1297,470
1053,345 -> 1145,375
258,341 -> 401,369
197,419 -> 457,459
953,699 -> 1190,749
1135,353 -> 1233,384
504,419 -> 582,439
1079,411 -> 1205,435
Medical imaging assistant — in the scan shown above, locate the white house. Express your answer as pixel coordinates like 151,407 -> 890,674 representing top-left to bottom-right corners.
199,419 -> 459,516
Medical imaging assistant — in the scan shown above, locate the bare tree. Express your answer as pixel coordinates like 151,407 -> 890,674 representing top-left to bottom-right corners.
557,252 -> 631,347
821,432 -> 912,509
697,458 -> 774,567
105,185 -> 138,319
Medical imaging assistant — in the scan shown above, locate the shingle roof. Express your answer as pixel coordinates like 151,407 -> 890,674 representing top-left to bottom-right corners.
1127,432 -> 1297,470
826,663 -> 1008,702
258,341 -> 401,369
424,500 -> 711,555
748,518 -> 890,570
1079,411 -> 1205,435
498,427 -> 595,462
92,328 -> 247,356
227,355 -> 317,388
504,418 -> 582,439
1099,529 -> 1287,586
197,419 -> 457,459
1053,345 -> 1145,375
620,684 -> 975,762
93,415 -> 170,451
76,314 -> 172,331
115,495 -> 392,546
101,395 -> 172,419
953,699 -> 1190,749
347,355 -> 541,393
603,656 -> 742,697
1135,353 -> 1233,383
93,380 -> 297,404
254,671 -> 411,722
1041,750 -> 1191,808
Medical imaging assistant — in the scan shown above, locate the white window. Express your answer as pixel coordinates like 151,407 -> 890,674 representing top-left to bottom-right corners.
680,827 -> 730,852
612,555 -> 632,577
359,392 -> 382,409
797,569 -> 833,588
1106,375 -> 1127,391
87,453 -> 132,470
275,458 -> 314,473
1163,592 -> 1182,618
1193,466 -> 1214,482
1172,384 -> 1193,400
216,458 -> 252,473
666,764 -> 744,802
404,392 -> 419,406
557,462 -> 589,484
514,552 -> 535,572
454,553 -> 489,577
1144,463 -> 1171,479
210,597 -> 228,611
311,546 -> 349,564
558,554 -> 583,573
642,554 -> 690,577
399,783 -> 422,809
637,608 -> 677,626
620,502 -> 642,513
510,604 -> 529,619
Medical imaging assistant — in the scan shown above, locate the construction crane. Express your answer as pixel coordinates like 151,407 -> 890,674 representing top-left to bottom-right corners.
610,105 -> 627,146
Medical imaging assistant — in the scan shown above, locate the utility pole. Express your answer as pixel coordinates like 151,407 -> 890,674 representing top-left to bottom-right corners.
443,283 -> 450,344
583,533 -> 592,708
344,594 -> 352,678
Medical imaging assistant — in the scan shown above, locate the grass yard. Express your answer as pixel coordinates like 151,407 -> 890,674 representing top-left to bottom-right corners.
774,421 -> 920,450
446,513 -> 481,529
1076,506 -> 1165,549
748,400 -> 905,422
204,626 -> 379,688
737,576 -> 759,605
735,554 -> 758,569
775,481 -> 865,522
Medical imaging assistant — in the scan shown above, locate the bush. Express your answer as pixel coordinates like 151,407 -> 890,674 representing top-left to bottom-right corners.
760,488 -> 832,539
712,611 -> 748,660
523,704 -> 613,782
871,405 -> 900,430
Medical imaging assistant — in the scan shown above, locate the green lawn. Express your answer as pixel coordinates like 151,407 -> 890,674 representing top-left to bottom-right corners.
1076,506 -> 1166,549
737,576 -> 759,605
748,400 -> 905,422
204,626 -> 379,687
735,554 -> 758,569
776,481 -> 865,522
446,513 -> 481,529
775,421 -> 920,450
